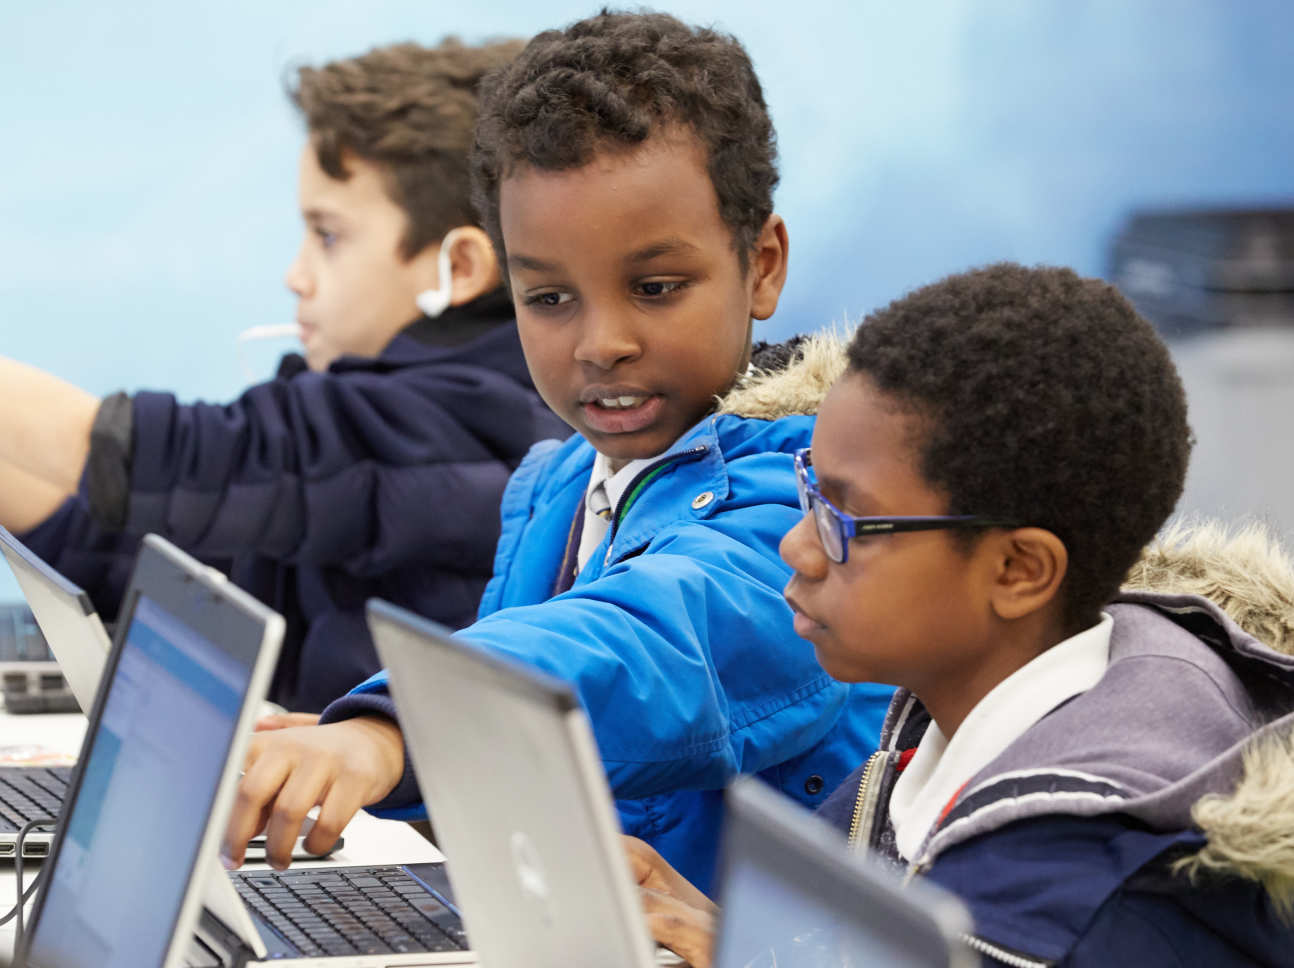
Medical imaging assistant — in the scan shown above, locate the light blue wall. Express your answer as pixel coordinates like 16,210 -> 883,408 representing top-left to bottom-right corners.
2,1 -> 1291,598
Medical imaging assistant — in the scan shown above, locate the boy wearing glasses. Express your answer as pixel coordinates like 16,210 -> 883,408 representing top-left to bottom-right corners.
223,11 -> 893,892
630,263 -> 1294,967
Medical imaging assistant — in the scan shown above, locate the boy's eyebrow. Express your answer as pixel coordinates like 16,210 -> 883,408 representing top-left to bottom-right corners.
625,237 -> 701,264
818,469 -> 874,514
507,253 -> 560,272
302,207 -> 339,223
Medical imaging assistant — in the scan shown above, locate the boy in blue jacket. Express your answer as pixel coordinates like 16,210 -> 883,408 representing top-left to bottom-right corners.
0,40 -> 567,711
223,11 -> 893,892
628,264 -> 1294,967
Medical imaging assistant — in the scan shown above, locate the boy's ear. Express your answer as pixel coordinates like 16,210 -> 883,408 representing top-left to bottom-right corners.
748,215 -> 789,321
986,527 -> 1068,622
445,226 -> 503,307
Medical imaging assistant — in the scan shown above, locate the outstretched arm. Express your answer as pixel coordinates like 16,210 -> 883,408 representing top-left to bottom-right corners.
0,458 -> 73,533
0,358 -> 97,492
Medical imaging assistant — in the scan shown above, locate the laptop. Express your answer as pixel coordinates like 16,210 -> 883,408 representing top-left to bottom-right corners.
14,534 -> 283,968
197,599 -> 669,965
0,528 -> 333,864
0,528 -> 109,717
371,598 -> 661,967
714,776 -> 978,968
0,527 -> 116,860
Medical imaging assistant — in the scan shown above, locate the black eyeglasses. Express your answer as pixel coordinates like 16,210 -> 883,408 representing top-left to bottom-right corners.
792,448 -> 1013,564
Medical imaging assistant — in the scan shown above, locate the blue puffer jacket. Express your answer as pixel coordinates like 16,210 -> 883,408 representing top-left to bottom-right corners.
325,335 -> 895,893
21,291 -> 568,711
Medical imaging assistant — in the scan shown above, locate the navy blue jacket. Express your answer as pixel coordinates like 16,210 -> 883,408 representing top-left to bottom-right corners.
21,292 -> 568,710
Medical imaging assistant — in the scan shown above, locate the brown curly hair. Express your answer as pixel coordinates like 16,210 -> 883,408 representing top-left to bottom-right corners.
847,263 -> 1194,632
470,10 -> 779,273
289,38 -> 523,259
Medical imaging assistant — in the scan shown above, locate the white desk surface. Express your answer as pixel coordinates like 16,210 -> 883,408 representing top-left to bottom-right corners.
0,708 -> 444,960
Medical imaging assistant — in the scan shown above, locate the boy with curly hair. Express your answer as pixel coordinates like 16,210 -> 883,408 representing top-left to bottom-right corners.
0,39 -> 566,711
224,10 -> 893,892
629,264 -> 1294,967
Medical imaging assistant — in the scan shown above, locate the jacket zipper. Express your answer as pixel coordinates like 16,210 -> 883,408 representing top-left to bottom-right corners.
903,857 -> 1054,967
853,748 -> 1056,968
960,933 -> 1056,968
846,750 -> 886,850
603,446 -> 710,565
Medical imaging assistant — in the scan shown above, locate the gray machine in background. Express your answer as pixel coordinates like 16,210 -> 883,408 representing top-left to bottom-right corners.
1110,207 -> 1294,544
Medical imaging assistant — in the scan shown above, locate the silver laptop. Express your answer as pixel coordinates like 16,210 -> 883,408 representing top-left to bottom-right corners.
0,528 -> 327,864
14,534 -> 283,968
371,599 -> 663,968
0,526 -> 111,714
715,776 -> 978,968
0,528 -> 117,861
185,599 -> 660,966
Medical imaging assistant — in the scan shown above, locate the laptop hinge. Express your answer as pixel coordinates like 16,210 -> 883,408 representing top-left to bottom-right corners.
195,907 -> 256,968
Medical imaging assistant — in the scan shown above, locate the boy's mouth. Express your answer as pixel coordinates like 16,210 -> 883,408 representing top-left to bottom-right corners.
580,393 -> 664,436
784,592 -> 826,638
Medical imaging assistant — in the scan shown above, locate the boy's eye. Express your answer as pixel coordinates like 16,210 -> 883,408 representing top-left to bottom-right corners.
525,290 -> 574,308
314,227 -> 338,250
634,279 -> 686,298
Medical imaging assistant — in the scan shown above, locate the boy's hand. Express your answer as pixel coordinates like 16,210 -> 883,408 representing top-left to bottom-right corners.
254,711 -> 321,731
223,715 -> 405,871
624,836 -> 718,967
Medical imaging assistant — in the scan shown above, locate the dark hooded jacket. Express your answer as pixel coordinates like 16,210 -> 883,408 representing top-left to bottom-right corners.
20,291 -> 568,710
818,521 -> 1294,967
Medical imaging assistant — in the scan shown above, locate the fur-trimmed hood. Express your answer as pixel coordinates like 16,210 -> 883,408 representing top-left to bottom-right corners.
716,331 -> 848,421
1125,521 -> 1294,916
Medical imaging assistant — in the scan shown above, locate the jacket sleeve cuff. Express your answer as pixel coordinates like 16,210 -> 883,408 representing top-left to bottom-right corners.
318,691 -> 425,817
82,391 -> 134,530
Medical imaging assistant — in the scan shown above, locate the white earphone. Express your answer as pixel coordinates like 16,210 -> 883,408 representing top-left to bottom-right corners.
414,228 -> 465,319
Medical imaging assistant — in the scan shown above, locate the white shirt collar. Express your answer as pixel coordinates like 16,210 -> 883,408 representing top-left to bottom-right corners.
575,451 -> 664,572
889,612 -> 1114,862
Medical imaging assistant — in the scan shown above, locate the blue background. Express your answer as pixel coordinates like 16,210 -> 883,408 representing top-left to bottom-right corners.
2,1 -> 1292,600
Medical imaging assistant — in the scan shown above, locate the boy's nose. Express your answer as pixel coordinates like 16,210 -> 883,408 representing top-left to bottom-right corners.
284,244 -> 312,298
573,314 -> 641,371
779,513 -> 829,580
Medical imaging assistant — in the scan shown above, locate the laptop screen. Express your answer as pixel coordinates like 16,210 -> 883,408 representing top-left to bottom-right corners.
24,593 -> 252,968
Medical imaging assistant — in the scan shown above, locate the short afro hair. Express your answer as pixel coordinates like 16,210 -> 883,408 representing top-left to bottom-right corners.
846,263 -> 1193,632
470,9 -> 778,273
290,38 -> 523,259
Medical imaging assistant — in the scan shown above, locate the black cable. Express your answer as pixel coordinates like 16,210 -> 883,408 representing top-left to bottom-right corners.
3,816 -> 57,952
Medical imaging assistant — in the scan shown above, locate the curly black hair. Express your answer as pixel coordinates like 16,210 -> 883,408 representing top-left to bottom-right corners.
470,9 -> 779,273
846,263 -> 1193,632
290,38 -> 523,259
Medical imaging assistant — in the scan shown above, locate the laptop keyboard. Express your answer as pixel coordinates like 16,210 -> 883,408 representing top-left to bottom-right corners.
233,865 -> 469,957
0,766 -> 70,830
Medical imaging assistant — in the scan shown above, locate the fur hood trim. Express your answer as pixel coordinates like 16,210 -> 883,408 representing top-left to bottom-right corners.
1175,729 -> 1294,919
716,330 -> 849,421
1125,519 -> 1294,913
1124,517 -> 1294,656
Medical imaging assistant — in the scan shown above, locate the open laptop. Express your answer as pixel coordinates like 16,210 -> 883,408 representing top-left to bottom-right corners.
0,527 -> 116,860
0,527 -> 110,717
0,527 -> 334,863
715,776 -> 977,968
371,599 -> 661,967
196,599 -> 669,965
14,534 -> 283,968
